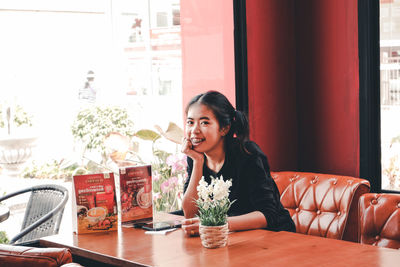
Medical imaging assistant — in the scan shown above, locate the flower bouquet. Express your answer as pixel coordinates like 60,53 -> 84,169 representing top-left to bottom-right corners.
196,175 -> 235,248
152,153 -> 186,212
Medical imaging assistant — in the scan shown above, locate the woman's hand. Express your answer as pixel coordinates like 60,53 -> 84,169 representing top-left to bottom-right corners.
181,217 -> 200,237
181,137 -> 203,162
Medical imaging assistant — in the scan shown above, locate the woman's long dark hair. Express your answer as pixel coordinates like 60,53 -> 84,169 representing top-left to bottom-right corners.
185,91 -> 250,153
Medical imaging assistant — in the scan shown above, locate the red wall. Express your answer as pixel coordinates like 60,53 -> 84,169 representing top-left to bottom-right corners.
295,0 -> 360,177
247,0 -> 360,177
247,0 -> 298,171
181,0 -> 236,113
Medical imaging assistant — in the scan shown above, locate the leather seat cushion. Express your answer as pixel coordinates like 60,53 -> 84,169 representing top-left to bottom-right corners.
271,171 -> 370,240
0,244 -> 72,267
359,193 -> 400,249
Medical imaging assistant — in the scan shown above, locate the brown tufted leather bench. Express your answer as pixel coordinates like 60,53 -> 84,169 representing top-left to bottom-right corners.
359,193 -> 400,249
0,244 -> 78,267
271,171 -> 370,242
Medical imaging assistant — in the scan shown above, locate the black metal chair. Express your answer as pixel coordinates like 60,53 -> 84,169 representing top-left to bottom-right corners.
0,184 -> 68,245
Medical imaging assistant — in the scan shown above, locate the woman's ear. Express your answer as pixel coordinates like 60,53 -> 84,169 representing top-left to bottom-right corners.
220,125 -> 230,136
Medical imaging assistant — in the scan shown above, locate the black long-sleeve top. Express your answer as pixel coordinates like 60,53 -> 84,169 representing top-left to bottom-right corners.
184,140 -> 295,232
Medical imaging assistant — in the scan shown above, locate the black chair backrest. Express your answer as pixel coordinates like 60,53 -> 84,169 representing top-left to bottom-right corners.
0,184 -> 68,245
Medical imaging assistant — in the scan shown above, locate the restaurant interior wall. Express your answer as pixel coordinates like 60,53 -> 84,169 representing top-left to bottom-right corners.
246,0 -> 298,172
246,0 -> 360,177
180,0 -> 236,114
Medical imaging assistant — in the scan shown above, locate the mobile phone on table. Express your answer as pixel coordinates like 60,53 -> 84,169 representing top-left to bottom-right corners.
132,222 -> 149,229
142,221 -> 181,231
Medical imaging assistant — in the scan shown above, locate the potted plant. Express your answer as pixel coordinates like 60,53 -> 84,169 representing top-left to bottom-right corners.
71,105 -> 135,169
196,176 -> 235,249
0,103 -> 37,177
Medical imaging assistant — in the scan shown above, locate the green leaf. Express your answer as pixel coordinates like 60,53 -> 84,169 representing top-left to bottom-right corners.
135,129 -> 161,141
0,231 -> 9,244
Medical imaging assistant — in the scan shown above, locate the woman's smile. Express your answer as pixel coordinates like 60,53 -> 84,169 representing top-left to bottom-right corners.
191,137 -> 205,146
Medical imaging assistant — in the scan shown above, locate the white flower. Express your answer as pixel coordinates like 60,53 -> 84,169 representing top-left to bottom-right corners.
197,177 -> 211,202
212,176 -> 231,201
195,175 -> 234,226
202,201 -> 210,210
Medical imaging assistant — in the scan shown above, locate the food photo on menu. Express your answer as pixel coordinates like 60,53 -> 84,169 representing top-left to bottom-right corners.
72,172 -> 118,234
119,165 -> 153,224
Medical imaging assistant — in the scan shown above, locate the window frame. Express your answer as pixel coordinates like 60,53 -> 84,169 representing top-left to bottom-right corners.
359,0 -> 400,193
233,0 -> 248,114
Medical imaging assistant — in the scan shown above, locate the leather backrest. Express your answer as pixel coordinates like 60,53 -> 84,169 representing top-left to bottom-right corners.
0,244 -> 72,267
271,171 -> 370,241
359,193 -> 400,249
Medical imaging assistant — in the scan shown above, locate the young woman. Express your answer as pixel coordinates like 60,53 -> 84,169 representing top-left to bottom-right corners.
181,91 -> 295,237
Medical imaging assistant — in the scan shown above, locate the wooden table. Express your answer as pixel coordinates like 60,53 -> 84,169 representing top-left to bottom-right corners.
40,222 -> 400,267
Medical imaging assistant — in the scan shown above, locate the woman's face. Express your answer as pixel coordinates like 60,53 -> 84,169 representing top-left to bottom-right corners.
185,103 -> 227,154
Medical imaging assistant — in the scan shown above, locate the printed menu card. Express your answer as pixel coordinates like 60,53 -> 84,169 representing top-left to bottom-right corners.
72,172 -> 118,234
119,165 -> 153,224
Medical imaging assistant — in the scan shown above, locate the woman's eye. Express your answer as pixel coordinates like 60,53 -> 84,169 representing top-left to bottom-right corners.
200,121 -> 209,125
186,121 -> 193,125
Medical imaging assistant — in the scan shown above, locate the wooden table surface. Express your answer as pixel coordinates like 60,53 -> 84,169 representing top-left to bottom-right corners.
40,220 -> 400,267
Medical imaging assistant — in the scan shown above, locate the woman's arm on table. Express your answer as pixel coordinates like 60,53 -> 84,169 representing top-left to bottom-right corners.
227,211 -> 267,231
181,211 -> 267,237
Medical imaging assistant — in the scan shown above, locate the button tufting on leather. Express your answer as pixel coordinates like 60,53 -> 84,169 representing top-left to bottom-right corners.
337,211 -> 341,216
271,171 -> 371,243
371,199 -> 378,205
375,235 -> 380,240
397,203 -> 400,208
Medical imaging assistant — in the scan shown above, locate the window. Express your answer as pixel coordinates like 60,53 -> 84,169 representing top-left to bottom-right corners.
0,0 -> 183,166
359,0 -> 400,192
380,0 -> 400,191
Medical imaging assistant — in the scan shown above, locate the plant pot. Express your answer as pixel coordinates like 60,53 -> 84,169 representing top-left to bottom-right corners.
0,135 -> 37,177
199,223 -> 229,249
